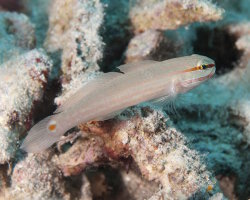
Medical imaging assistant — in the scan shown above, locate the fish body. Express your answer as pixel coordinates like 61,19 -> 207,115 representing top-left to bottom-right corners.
21,54 -> 215,152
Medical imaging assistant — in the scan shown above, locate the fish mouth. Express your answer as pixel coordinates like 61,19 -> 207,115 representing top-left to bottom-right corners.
197,66 -> 216,82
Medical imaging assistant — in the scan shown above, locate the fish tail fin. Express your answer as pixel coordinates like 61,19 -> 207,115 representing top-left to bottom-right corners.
20,115 -> 63,153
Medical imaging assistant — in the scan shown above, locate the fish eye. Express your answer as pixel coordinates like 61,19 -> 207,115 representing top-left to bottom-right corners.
201,65 -> 207,70
197,65 -> 207,70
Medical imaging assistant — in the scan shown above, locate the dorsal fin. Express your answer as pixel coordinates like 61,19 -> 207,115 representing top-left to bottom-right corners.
117,60 -> 158,73
54,72 -> 122,114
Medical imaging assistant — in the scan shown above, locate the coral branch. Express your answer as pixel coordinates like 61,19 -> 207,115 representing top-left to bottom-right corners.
0,12 -> 35,64
45,0 -> 104,105
130,0 -> 224,33
0,49 -> 52,163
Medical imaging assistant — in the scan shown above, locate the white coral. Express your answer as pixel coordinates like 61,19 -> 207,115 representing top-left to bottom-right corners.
0,12 -> 35,64
0,49 -> 52,163
45,0 -> 104,105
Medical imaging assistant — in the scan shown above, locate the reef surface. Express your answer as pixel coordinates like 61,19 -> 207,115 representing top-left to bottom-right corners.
0,0 -> 249,200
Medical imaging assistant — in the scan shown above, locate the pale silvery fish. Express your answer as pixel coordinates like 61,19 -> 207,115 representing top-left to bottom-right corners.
21,54 -> 215,153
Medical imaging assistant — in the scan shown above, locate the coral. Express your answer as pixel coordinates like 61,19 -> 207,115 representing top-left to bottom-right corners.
228,22 -> 250,55
230,100 -> 250,145
125,29 -> 192,63
44,0 -> 76,52
0,49 -> 52,163
0,0 -> 250,199
0,0 -> 24,12
6,153 -> 69,200
46,0 -> 103,79
120,170 -> 159,200
0,164 -> 9,200
130,0 -> 224,33
125,0 -> 224,64
58,106 -> 216,199
208,193 -> 224,200
25,0 -> 51,47
216,175 -> 237,200
169,63 -> 250,198
57,134 -> 105,176
167,20 -> 250,199
0,11 -> 35,64
100,0 -> 132,72
79,175 -> 92,200
123,2 -> 250,197
45,0 -> 104,104
125,30 -> 165,62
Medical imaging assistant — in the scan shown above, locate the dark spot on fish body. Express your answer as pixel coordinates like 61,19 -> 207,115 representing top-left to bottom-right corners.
112,67 -> 125,74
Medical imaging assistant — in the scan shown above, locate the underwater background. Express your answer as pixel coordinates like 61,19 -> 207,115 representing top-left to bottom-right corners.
0,0 -> 249,199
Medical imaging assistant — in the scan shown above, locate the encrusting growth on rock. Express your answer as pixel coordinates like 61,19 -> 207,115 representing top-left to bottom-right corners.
0,49 -> 52,164
57,106 -> 216,199
45,0 -> 104,106
6,153 -> 69,200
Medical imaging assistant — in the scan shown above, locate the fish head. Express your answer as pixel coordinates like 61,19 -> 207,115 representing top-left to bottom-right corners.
176,54 -> 216,93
